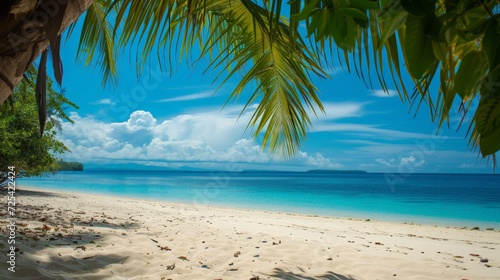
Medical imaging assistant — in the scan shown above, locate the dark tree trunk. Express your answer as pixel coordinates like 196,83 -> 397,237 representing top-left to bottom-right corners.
0,0 -> 93,104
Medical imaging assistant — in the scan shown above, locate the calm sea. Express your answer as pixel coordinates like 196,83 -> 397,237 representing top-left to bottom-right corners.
17,171 -> 500,228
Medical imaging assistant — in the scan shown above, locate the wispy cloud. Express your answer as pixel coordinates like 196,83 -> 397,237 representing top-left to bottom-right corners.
323,102 -> 365,119
371,89 -> 398,98
312,123 -> 443,139
162,84 -> 213,91
310,102 -> 365,121
93,98 -> 114,105
309,102 -> 448,140
156,91 -> 214,103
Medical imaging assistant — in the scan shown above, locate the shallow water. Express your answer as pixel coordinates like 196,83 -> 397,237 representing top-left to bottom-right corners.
18,170 -> 500,228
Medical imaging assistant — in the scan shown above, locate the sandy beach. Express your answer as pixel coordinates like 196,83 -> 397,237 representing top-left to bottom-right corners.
1,187 -> 499,280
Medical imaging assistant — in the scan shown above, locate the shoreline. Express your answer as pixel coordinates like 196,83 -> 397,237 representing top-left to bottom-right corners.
1,187 -> 499,279
16,183 -> 500,229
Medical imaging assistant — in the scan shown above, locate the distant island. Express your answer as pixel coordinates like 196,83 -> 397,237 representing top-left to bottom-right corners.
57,160 -> 84,171
240,169 -> 367,174
306,169 -> 367,174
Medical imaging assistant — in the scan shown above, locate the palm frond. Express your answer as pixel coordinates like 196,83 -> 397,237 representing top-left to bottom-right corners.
109,0 -> 325,157
68,0 -> 118,86
71,0 -> 500,160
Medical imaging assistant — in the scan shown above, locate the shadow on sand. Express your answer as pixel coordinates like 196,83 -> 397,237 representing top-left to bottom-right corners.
0,189 -> 140,279
265,268 -> 357,280
11,188 -> 65,198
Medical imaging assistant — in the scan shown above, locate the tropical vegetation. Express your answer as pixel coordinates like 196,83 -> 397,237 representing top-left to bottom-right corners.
56,160 -> 84,171
0,66 -> 77,184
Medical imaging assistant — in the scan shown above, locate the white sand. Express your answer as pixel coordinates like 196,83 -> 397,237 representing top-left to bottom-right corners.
1,187 -> 499,279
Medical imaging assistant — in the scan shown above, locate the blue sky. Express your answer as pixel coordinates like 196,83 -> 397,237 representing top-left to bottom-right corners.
49,17 -> 494,173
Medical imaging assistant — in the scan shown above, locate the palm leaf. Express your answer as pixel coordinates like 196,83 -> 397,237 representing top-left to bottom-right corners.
104,0 -> 325,157
70,0 -> 500,161
68,0 -> 118,86
36,50 -> 48,137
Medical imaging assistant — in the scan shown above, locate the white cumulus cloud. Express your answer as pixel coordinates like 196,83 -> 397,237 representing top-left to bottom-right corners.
58,109 -> 342,170
375,156 -> 425,170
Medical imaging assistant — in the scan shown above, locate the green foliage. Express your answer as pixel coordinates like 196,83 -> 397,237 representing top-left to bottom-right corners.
70,0 -> 500,162
66,0 -> 118,86
403,14 -> 438,79
454,51 -> 488,99
475,97 -> 500,156
298,0 -> 499,163
390,1 -> 499,160
0,66 -> 77,178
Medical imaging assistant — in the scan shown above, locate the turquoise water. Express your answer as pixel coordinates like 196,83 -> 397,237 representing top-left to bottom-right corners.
17,171 -> 500,228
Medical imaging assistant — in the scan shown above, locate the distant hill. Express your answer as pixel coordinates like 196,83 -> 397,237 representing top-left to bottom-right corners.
83,163 -> 216,172
241,169 -> 291,173
57,160 -> 84,171
240,169 -> 368,174
306,169 -> 367,174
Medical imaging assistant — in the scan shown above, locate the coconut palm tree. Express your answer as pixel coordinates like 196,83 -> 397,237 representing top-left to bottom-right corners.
1,0 -> 499,162
0,0 -> 92,102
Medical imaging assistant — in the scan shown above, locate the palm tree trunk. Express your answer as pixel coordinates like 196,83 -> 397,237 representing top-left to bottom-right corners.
0,0 -> 94,104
